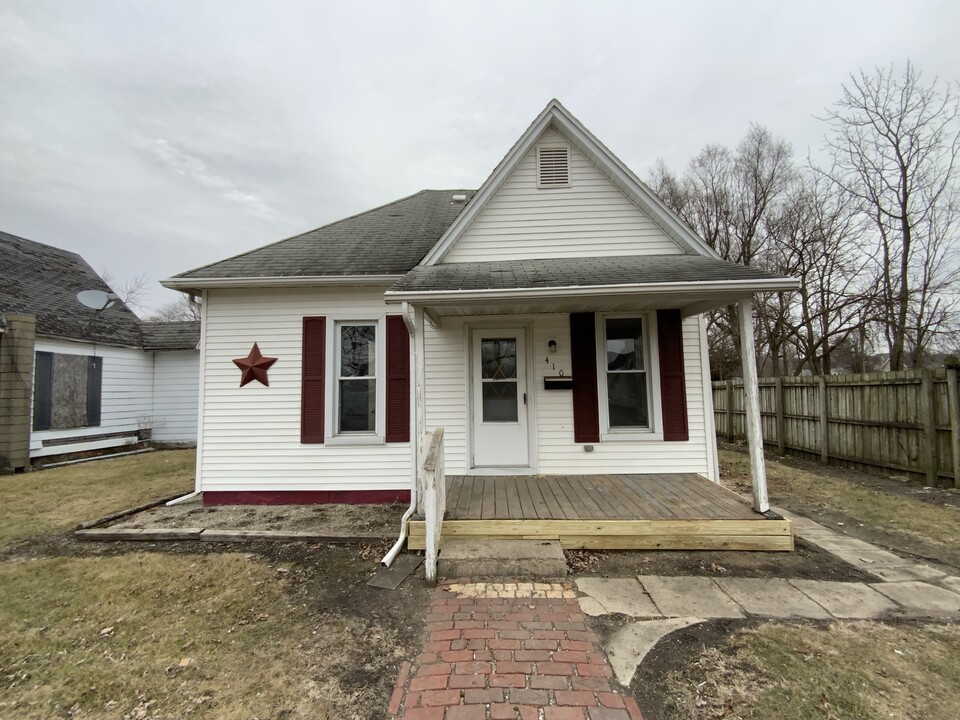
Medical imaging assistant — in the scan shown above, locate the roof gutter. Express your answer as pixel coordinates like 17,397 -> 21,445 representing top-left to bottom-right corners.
161,274 -> 404,291
383,277 -> 800,305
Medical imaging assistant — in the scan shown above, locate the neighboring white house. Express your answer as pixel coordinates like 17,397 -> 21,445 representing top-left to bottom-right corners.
0,231 -> 199,471
163,100 -> 797,515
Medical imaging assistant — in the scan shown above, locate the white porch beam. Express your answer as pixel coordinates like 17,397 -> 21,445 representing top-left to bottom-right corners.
738,297 -> 769,513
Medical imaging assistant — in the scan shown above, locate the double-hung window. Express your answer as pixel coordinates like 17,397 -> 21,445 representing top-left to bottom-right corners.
336,323 -> 377,434
602,316 -> 650,430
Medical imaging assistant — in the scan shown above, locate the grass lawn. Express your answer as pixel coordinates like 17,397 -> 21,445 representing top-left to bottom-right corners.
0,449 -> 194,547
720,448 -> 960,553
0,552 -> 325,720
0,449 -> 425,720
669,621 -> 960,720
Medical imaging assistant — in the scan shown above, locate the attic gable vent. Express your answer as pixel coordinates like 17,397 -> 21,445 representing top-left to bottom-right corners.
537,144 -> 570,188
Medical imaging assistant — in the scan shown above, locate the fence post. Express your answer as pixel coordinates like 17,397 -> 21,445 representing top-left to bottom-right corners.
947,365 -> 960,489
920,370 -> 939,486
818,376 -> 829,464
774,377 -> 785,456
726,380 -> 735,442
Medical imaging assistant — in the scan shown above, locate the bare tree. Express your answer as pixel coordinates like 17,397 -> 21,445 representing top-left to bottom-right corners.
767,176 -> 875,374
817,61 -> 960,370
651,125 -> 795,377
99,268 -> 150,317
149,295 -> 202,322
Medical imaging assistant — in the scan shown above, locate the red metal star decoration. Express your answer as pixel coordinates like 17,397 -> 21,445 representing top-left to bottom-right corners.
232,343 -> 277,387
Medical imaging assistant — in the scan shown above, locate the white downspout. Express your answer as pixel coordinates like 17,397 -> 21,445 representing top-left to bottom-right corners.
166,490 -> 200,506
381,301 -> 419,567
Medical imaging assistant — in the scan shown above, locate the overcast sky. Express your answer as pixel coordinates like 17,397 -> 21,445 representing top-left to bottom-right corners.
2,1 -> 959,313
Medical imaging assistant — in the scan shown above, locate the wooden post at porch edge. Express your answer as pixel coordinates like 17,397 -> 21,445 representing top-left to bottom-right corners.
414,306 -> 427,515
738,297 -> 770,513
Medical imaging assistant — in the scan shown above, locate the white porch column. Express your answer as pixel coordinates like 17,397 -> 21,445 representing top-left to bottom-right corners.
738,297 -> 769,513
413,305 -> 427,515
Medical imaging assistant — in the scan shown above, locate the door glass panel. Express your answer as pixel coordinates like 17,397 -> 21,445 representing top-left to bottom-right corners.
340,325 -> 376,377
481,339 -> 517,379
605,318 -> 644,371
482,382 -> 518,422
607,373 -> 648,427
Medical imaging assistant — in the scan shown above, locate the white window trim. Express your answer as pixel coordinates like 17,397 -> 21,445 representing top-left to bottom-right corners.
595,312 -> 664,442
324,316 -> 386,445
536,143 -> 571,189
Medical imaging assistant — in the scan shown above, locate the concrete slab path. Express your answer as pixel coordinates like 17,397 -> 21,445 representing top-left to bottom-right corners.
778,508 -> 952,584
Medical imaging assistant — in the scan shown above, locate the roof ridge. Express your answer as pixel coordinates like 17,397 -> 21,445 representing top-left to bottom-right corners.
172,189 -> 451,279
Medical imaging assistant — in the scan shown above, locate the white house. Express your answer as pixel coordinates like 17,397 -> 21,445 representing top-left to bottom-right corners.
0,231 -> 199,471
163,100 -> 797,552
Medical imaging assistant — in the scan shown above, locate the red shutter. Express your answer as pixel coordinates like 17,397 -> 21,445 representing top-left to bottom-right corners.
657,309 -> 688,441
301,316 -> 326,443
570,312 -> 600,443
385,314 -> 410,442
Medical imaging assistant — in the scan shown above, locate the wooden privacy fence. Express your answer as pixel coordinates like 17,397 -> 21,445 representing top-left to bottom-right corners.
712,368 -> 960,488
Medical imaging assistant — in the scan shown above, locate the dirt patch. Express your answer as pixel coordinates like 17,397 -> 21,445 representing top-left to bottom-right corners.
1,534 -> 428,720
105,496 -> 404,536
565,536 -> 875,583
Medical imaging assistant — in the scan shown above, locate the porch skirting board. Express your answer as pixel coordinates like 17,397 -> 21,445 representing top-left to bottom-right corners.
202,489 -> 411,506
407,518 -> 794,552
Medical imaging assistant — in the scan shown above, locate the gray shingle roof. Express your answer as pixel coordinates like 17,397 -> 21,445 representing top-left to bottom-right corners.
0,230 -> 144,346
141,321 -> 201,350
387,255 -> 794,293
172,190 -> 476,281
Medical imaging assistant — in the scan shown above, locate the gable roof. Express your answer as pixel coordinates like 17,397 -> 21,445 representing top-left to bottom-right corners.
419,99 -> 719,265
163,190 -> 476,290
0,230 -> 144,347
141,320 -> 201,350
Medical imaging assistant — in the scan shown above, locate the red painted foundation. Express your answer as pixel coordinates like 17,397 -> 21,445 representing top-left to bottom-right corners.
202,489 -> 411,506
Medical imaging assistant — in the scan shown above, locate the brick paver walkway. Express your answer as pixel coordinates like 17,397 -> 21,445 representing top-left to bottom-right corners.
389,582 -> 644,720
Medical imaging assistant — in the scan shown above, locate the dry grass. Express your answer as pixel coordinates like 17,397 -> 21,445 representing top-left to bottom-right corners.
0,450 -> 194,547
671,621 -> 960,720
0,552 -> 333,720
720,449 -> 960,549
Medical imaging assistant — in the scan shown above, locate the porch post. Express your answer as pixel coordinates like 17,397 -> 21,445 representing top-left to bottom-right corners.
738,297 -> 769,513
413,305 -> 427,515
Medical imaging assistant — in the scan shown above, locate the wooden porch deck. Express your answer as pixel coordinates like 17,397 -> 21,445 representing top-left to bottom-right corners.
408,474 -> 793,551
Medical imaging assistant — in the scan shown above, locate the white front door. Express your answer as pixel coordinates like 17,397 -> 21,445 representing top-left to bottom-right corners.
471,328 -> 530,468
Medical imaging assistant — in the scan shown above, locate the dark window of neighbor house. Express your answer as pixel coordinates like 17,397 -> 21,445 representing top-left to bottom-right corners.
32,351 -> 103,431
604,317 -> 649,428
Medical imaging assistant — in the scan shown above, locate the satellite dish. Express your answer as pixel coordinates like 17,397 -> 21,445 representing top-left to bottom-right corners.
76,290 -> 117,311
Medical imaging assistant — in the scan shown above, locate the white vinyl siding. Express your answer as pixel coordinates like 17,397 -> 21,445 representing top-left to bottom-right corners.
151,350 -> 199,443
30,338 -> 154,458
197,287 -> 409,492
445,128 -> 685,262
424,313 -> 709,476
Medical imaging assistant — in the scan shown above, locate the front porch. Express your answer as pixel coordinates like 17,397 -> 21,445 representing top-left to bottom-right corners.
409,473 -> 793,552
